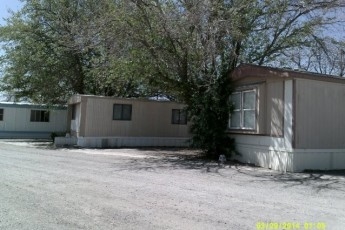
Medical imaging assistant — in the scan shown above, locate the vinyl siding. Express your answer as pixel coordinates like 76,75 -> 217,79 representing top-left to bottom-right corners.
79,97 -> 190,138
231,78 -> 284,136
266,81 -> 284,137
0,106 -> 67,133
295,78 -> 345,149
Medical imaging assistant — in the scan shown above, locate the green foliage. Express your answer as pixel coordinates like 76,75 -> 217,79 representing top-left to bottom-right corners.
119,0 -> 344,158
1,0 -> 344,157
188,73 -> 235,158
0,0 -> 152,104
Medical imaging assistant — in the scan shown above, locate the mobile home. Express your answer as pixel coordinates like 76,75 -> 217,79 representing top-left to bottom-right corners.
0,102 -> 67,139
229,64 -> 345,172
55,95 -> 191,148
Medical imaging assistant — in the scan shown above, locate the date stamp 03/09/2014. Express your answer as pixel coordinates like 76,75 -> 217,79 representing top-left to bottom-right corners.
256,222 -> 327,230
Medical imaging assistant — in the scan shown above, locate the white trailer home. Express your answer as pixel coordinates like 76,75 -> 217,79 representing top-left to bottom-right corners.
0,102 -> 67,139
229,64 -> 345,172
55,95 -> 191,148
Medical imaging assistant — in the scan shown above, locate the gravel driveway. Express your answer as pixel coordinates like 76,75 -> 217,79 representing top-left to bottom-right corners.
0,140 -> 344,230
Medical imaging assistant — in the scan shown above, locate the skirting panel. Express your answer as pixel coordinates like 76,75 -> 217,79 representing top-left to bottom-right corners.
0,131 -> 52,139
55,136 -> 78,146
55,136 -> 190,148
233,143 -> 345,172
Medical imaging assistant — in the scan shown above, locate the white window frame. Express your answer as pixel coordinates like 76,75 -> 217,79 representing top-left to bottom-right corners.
229,88 -> 257,130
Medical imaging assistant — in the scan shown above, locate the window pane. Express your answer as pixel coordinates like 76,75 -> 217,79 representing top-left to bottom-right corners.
122,105 -> 132,120
243,91 -> 255,109
179,110 -> 187,124
30,110 -> 36,122
40,111 -> 45,122
243,110 -> 255,129
0,109 -> 3,121
230,93 -> 241,110
113,104 -> 132,120
230,111 -> 241,128
113,104 -> 122,120
30,110 -> 49,122
43,111 -> 50,122
36,111 -> 40,121
172,109 -> 180,124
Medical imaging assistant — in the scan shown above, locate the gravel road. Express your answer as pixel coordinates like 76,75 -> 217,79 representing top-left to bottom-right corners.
0,140 -> 344,230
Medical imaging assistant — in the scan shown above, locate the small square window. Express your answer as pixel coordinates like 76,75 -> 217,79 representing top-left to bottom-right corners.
172,109 -> 187,125
30,110 -> 50,122
0,108 -> 3,121
113,104 -> 132,120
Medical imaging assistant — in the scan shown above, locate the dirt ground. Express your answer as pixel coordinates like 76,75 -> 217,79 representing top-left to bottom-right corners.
0,139 -> 344,230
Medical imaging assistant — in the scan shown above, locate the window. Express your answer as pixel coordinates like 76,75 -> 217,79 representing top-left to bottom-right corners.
30,110 -> 50,122
172,109 -> 187,125
71,104 -> 76,120
229,89 -> 256,130
0,109 -> 3,121
113,104 -> 132,120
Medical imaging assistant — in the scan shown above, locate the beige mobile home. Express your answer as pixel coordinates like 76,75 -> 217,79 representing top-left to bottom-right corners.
55,95 -> 191,147
0,102 -> 67,138
229,64 -> 345,172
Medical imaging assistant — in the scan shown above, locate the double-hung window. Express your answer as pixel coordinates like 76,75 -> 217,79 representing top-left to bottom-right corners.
113,104 -> 132,120
0,108 -> 3,121
229,89 -> 256,130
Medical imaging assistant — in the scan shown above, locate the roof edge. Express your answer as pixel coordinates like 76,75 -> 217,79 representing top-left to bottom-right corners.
232,64 -> 345,83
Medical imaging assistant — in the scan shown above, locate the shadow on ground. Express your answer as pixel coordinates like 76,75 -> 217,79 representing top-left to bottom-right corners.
113,148 -> 221,172
231,165 -> 345,193
5,139 -> 344,193
111,148 -> 345,193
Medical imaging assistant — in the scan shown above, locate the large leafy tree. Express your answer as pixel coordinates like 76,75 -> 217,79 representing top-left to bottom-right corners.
0,0 -> 148,104
118,0 -> 344,157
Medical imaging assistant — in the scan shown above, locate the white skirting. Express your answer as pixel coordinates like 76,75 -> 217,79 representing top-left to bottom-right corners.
232,134 -> 345,172
55,136 -> 190,148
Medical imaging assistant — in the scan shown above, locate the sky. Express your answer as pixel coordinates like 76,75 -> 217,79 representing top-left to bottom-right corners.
0,0 -> 23,100
0,0 -> 22,65
0,0 -> 23,25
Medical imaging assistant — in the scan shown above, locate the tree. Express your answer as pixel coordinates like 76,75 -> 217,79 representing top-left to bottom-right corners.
118,0 -> 344,158
280,37 -> 345,77
1,0 -> 344,157
0,0 -> 148,104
